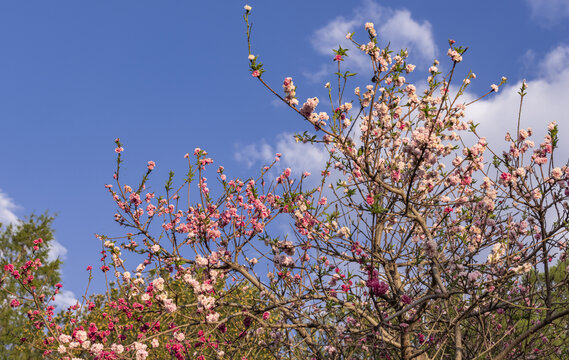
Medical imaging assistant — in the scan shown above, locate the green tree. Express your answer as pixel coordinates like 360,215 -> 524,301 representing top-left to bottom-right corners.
0,213 -> 62,359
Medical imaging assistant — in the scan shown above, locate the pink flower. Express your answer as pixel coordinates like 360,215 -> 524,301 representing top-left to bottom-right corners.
262,311 -> 270,320
174,332 -> 185,342
147,161 -> 156,171
548,121 -> 556,131
252,70 -> 260,77
364,22 -> 376,36
447,49 -> 463,62
299,97 -> 319,117
367,269 -> 389,296
115,147 -> 124,153
334,54 -> 343,61
552,167 -> 562,179
500,172 -> 512,183
10,299 -> 20,308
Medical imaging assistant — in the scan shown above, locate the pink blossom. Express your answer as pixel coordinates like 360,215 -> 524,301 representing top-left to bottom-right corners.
447,49 -> 463,62
364,22 -> 376,37
147,161 -> 155,170
468,271 -> 482,282
367,269 -> 389,296
548,121 -> 556,131
299,97 -> 319,117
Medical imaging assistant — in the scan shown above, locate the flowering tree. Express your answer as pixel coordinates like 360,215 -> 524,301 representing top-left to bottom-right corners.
241,7 -> 569,359
3,5 -> 569,360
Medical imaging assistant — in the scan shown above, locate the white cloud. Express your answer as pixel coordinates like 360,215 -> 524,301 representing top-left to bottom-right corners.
234,141 -> 275,168
311,16 -> 361,67
234,133 -> 329,176
47,239 -> 68,262
466,44 -> 569,163
537,44 -> 569,80
0,189 -> 18,225
379,9 -> 435,63
525,0 -> 569,24
303,63 -> 334,83
271,135 -> 329,175
53,289 -> 79,310
307,0 -> 436,81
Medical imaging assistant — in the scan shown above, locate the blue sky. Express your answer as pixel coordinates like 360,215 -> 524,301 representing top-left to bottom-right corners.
1,0 -> 568,306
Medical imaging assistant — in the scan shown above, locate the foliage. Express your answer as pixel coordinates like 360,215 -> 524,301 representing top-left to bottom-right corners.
0,213 -> 61,359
